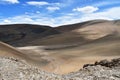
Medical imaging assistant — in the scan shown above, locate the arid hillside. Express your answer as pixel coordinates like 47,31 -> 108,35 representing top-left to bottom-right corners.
0,20 -> 120,74
0,24 -> 60,46
31,20 -> 120,45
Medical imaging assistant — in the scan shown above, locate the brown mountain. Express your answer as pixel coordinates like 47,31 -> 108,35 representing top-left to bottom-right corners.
0,24 -> 60,46
55,19 -> 109,32
30,20 -> 120,46
0,19 -> 120,74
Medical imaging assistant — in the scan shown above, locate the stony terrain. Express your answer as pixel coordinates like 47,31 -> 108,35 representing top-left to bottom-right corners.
66,58 -> 120,80
0,57 -> 64,80
0,57 -> 120,80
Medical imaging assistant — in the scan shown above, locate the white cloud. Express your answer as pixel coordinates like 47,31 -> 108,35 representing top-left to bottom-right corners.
26,1 -> 49,6
54,6 -> 120,26
1,0 -> 19,4
3,19 -> 11,23
26,1 -> 62,11
0,14 -> 55,26
93,1 -> 120,7
73,6 -> 98,13
81,7 -> 120,20
60,7 -> 120,26
36,11 -> 40,14
47,6 -> 60,11
0,7 -> 120,27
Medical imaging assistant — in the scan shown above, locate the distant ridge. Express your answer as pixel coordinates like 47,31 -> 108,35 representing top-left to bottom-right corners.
55,19 -> 109,32
30,19 -> 120,46
0,24 -> 60,46
0,19 -> 120,46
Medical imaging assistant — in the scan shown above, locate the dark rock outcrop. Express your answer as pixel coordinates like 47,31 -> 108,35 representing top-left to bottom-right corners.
83,58 -> 120,68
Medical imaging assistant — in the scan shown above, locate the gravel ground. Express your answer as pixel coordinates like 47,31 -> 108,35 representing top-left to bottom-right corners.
65,65 -> 120,80
0,57 -> 120,80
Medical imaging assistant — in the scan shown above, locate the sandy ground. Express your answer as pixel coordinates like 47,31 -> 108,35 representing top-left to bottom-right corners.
17,39 -> 120,74
0,36 -> 120,74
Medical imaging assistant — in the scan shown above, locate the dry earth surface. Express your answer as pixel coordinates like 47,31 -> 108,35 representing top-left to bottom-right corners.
0,19 -> 120,74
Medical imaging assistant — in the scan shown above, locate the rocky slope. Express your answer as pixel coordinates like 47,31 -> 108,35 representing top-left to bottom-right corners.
66,58 -> 120,80
0,57 -> 120,80
0,57 -> 63,80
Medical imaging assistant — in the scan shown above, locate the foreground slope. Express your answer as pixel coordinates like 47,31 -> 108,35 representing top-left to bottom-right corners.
0,41 -> 26,58
0,57 -> 63,80
0,57 -> 120,80
0,42 -> 54,68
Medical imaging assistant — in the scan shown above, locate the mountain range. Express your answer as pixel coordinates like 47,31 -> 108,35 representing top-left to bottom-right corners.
0,19 -> 120,74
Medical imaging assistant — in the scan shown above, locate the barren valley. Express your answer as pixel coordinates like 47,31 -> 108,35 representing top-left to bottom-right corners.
0,20 -> 120,74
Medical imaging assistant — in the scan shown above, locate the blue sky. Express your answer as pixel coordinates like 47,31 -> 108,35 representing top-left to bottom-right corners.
0,0 -> 120,27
